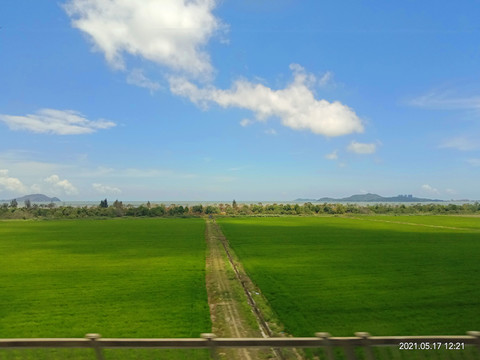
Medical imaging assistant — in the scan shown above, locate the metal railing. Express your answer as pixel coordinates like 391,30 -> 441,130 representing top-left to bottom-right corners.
1,331 -> 479,360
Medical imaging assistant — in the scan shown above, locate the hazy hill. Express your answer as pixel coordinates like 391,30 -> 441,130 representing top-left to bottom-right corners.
0,194 -> 61,203
297,193 -> 443,203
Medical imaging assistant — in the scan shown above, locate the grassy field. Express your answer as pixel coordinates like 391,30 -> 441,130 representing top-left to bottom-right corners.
355,214 -> 480,230
0,218 -> 210,340
217,216 -> 480,337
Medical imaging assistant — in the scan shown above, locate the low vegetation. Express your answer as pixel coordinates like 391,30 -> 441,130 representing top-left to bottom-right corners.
1,199 -> 479,219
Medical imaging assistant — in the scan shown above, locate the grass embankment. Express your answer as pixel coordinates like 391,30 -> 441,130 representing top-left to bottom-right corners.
0,218 -> 210,339
217,216 -> 480,337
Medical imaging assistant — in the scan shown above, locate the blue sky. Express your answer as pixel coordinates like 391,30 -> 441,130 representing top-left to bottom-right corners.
1,0 -> 480,201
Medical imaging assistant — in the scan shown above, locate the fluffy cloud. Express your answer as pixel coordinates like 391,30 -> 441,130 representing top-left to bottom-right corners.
347,141 -> 376,154
64,2 -> 366,139
44,175 -> 78,195
0,109 -> 116,135
170,64 -> 364,137
0,170 -> 27,194
92,183 -> 121,194
64,0 -> 223,77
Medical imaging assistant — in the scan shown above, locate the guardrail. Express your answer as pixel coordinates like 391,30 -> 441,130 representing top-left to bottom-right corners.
1,332 -> 479,360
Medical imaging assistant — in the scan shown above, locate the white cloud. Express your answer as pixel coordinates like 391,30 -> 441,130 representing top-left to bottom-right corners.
64,2 -> 367,140
325,150 -> 338,160
421,184 -> 439,194
347,141 -> 376,154
126,69 -> 161,92
0,169 -> 28,194
239,118 -> 252,127
169,64 -> 364,137
92,183 -> 121,194
64,0 -> 223,78
44,175 -> 79,195
440,136 -> 479,151
0,109 -> 116,135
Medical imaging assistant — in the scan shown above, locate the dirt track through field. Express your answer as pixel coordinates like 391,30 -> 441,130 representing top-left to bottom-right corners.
205,219 -> 269,360
205,219 -> 304,360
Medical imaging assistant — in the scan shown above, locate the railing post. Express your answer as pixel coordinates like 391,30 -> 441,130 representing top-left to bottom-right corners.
343,343 -> 357,360
467,331 -> 480,352
316,332 -> 335,360
355,332 -> 375,360
201,333 -> 218,360
85,333 -> 105,360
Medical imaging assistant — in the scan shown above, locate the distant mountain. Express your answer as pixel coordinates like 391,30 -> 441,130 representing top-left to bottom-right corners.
0,194 -> 61,203
296,193 -> 443,203
318,193 -> 386,202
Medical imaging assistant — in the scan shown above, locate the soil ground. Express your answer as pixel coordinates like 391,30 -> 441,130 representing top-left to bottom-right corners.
205,218 -> 277,360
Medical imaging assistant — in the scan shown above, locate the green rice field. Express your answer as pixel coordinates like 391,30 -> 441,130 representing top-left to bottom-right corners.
358,214 -> 480,230
2,215 -> 479,359
217,216 -> 480,337
0,218 -> 211,339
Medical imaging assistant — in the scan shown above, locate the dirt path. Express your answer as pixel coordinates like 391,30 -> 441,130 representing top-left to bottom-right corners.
205,218 -> 270,360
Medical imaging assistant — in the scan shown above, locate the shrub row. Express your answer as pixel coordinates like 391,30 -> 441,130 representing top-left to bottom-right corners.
1,200 -> 479,219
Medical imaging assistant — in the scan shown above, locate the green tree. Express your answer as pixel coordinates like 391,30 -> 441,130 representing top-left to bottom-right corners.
192,205 -> 204,214
150,204 -> 166,216
334,204 -> 346,214
205,205 -> 219,214
168,205 -> 185,216
24,199 -> 32,209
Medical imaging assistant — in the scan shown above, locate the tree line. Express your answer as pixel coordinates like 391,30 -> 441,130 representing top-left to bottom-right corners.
0,199 -> 479,219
